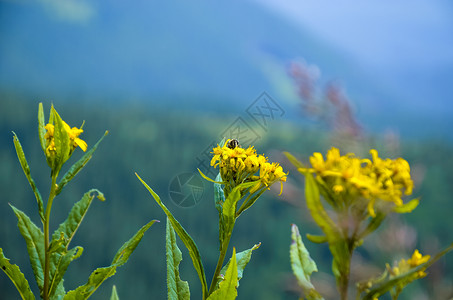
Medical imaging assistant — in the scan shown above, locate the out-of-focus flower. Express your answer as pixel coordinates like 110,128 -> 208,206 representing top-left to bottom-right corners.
302,147 -> 413,217
390,249 -> 430,279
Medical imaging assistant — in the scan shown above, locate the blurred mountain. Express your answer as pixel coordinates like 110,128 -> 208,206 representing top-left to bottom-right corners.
1,0 -> 452,140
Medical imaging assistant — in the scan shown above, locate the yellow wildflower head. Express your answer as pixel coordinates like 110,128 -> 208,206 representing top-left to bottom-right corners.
42,105 -> 87,174
307,147 -> 414,217
211,139 -> 287,197
390,249 -> 430,279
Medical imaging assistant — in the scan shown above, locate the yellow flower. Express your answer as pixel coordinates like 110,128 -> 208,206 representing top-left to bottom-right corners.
62,121 -> 87,152
306,147 -> 414,217
44,122 -> 87,154
210,139 -> 287,196
390,249 -> 430,279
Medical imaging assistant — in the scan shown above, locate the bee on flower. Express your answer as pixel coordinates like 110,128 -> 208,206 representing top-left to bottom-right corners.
209,139 -> 287,199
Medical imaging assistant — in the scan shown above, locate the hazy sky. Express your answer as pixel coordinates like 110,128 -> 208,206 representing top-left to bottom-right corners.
252,0 -> 453,71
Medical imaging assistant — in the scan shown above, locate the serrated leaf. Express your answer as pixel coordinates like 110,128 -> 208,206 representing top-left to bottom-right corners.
64,220 -> 157,299
393,198 -> 419,214
49,246 -> 83,298
12,133 -> 45,223
110,285 -> 119,300
56,132 -> 108,196
166,218 -> 190,300
219,243 -> 260,287
38,103 -> 47,153
290,224 -> 323,300
136,173 -> 208,299
52,189 -> 104,249
207,248 -> 238,300
10,205 -> 45,291
0,248 -> 36,300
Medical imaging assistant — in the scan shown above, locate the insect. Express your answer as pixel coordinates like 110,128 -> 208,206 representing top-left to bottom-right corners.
226,139 -> 240,149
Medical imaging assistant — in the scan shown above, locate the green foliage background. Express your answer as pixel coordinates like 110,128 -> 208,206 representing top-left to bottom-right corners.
1,94 -> 452,299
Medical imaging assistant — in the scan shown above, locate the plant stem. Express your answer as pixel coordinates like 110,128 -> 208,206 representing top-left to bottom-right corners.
43,175 -> 57,300
208,225 -> 234,296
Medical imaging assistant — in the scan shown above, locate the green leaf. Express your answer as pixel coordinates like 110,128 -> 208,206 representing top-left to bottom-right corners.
49,246 -> 83,298
214,173 -> 225,214
52,106 -> 70,174
359,212 -> 386,240
12,133 -> 45,223
306,234 -> 327,244
136,173 -> 208,299
56,132 -> 108,196
290,224 -> 323,300
38,103 -> 47,153
223,181 -> 256,219
207,248 -> 238,300
219,243 -> 260,287
198,168 -> 223,184
0,248 -> 35,300
52,189 -> 105,249
283,151 -> 306,170
10,205 -> 45,291
304,173 -> 349,282
362,243 -> 453,300
110,285 -> 119,300
166,218 -> 190,300
64,220 -> 157,299
393,198 -> 419,214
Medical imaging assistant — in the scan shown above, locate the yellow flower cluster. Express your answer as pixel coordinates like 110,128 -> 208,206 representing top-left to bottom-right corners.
44,121 -> 87,158
211,139 -> 287,195
390,249 -> 430,278
306,147 -> 413,217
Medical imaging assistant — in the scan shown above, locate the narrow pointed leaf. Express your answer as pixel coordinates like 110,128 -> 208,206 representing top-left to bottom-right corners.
359,212 -> 386,240
64,220 -> 157,299
52,189 -> 104,248
110,285 -> 119,300
198,169 -> 223,184
111,220 -> 158,266
10,205 -> 45,291
52,107 -> 70,172
393,198 -> 419,214
214,173 -> 225,214
283,151 -> 306,170
136,173 -> 208,299
304,173 -> 349,282
290,224 -> 323,300
223,181 -> 256,218
0,248 -> 35,300
166,218 -> 190,300
207,248 -> 238,300
56,132 -> 108,196
38,103 -> 47,153
220,243 -> 260,286
12,133 -> 45,223
306,234 -> 328,244
363,243 -> 453,300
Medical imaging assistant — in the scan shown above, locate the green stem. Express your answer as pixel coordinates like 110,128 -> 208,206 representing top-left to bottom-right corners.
43,174 -> 58,300
208,222 -> 234,296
